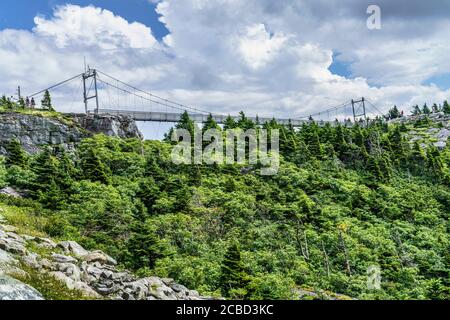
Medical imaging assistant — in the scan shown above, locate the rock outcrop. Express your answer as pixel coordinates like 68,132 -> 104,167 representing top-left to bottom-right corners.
70,113 -> 143,140
389,112 -> 450,149
0,275 -> 44,300
0,112 -> 142,155
0,216 -> 213,300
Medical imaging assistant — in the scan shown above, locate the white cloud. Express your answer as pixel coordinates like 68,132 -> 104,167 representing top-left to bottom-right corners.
237,24 -> 288,70
34,4 -> 157,49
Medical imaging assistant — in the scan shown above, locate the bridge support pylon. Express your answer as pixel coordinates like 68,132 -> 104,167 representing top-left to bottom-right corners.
351,97 -> 367,125
82,68 -> 99,114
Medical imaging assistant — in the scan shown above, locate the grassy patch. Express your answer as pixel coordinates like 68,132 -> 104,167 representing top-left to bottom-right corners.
0,203 -> 48,237
0,108 -> 80,128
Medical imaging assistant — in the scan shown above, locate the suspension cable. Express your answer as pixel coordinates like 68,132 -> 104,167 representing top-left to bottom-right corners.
28,73 -> 84,98
96,69 -> 214,115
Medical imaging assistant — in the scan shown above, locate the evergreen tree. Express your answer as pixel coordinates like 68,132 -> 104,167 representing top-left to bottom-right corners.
237,111 -> 255,130
41,90 -> 54,111
411,105 -> 421,116
422,103 -> 431,115
426,146 -> 445,178
410,141 -> 427,175
55,148 -> 77,191
79,147 -> 111,184
175,111 -> 195,137
30,148 -> 63,207
307,124 -> 322,159
388,106 -> 401,119
128,222 -> 166,270
389,126 -> 405,161
1,95 -> 14,109
5,139 -> 27,168
219,243 -> 250,298
443,100 -> 450,114
366,156 -> 384,182
18,97 -> 25,109
223,115 -> 237,130
203,114 -> 220,133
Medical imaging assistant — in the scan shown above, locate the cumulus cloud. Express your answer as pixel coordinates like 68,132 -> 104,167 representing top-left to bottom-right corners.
0,1 -> 449,135
34,4 -> 157,49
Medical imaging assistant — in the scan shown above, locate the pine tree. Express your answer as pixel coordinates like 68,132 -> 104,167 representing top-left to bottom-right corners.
237,111 -> 255,130
367,155 -> 383,182
80,147 -> 111,184
426,146 -> 445,178
18,97 -> 25,109
443,100 -> 450,114
55,148 -> 77,190
388,106 -> 401,119
410,141 -> 427,175
5,139 -> 27,168
411,105 -> 421,116
389,126 -> 405,161
128,222 -> 166,270
30,148 -> 64,207
176,111 -> 195,137
307,124 -> 322,159
203,114 -> 220,134
31,148 -> 58,187
422,103 -> 431,115
219,243 -> 250,297
41,90 -> 54,111
223,115 -> 237,130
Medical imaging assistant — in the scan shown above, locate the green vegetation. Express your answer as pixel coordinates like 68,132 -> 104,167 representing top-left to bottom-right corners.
0,105 -> 448,300
0,94 -> 79,126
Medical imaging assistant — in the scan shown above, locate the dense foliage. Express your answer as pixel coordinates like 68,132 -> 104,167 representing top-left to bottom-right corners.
0,109 -> 449,300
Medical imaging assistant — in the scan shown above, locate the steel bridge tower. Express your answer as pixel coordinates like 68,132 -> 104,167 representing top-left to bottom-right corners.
82,68 -> 99,114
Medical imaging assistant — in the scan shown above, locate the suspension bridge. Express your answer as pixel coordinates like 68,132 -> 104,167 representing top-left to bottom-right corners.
23,68 -> 385,127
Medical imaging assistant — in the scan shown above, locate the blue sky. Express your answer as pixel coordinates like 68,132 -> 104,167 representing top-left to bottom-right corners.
0,0 -> 169,39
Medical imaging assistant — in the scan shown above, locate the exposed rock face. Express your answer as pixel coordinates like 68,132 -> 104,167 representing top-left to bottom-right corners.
0,112 -> 86,155
70,113 -> 143,140
0,275 -> 44,300
0,112 -> 142,155
0,214 -> 214,300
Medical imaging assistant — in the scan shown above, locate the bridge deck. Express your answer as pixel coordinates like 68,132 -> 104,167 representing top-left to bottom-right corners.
96,109 -> 314,127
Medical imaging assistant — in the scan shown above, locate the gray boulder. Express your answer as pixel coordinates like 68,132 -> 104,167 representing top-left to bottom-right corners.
83,250 -> 117,266
51,253 -> 78,264
0,275 -> 44,300
0,187 -> 22,198
58,241 -> 89,258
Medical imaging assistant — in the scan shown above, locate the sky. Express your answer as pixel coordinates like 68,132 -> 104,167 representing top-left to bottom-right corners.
0,0 -> 449,139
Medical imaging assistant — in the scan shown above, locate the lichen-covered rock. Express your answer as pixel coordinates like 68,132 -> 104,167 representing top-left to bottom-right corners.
82,250 -> 117,266
58,240 -> 89,258
51,253 -> 78,264
0,275 -> 44,300
0,187 -> 23,198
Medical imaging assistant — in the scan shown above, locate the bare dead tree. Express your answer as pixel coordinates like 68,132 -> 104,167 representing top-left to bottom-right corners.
339,229 -> 352,277
295,219 -> 310,260
321,240 -> 330,278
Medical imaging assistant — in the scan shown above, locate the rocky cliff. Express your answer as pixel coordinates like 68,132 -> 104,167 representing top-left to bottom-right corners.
0,207 -> 213,300
0,112 -> 142,155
